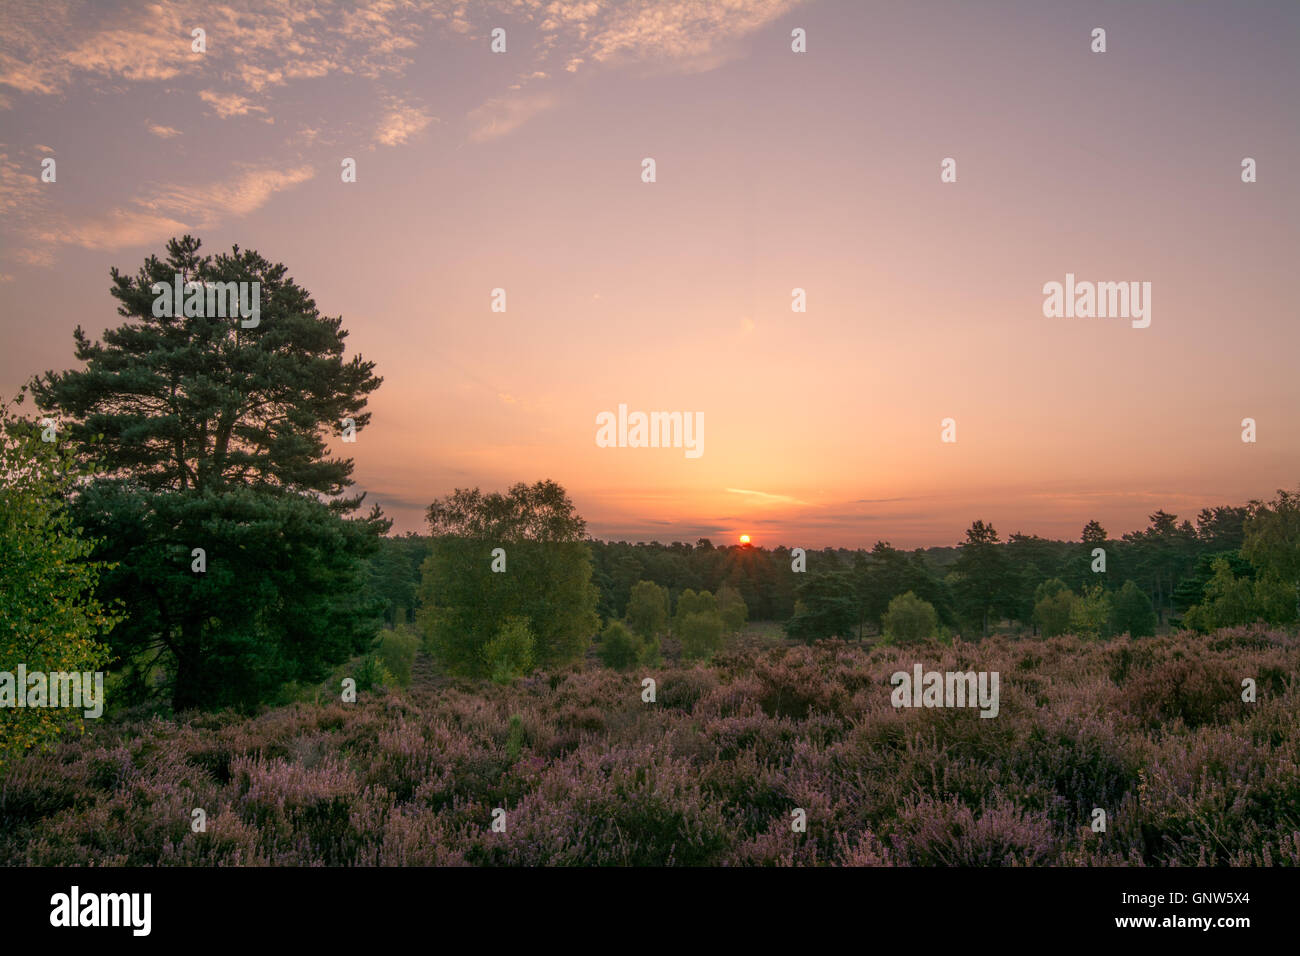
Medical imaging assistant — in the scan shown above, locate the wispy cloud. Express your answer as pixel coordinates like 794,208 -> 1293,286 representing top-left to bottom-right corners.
464,0 -> 806,140
0,149 -> 41,218
0,1 -> 456,105
199,89 -> 266,119
28,163 -> 314,256
726,487 -> 807,506
374,103 -> 435,147
142,164 -> 316,222
467,91 -> 557,143
0,0 -> 806,274
33,208 -> 192,253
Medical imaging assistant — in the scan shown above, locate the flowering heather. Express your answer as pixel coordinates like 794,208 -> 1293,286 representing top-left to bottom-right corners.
1,627 -> 1296,866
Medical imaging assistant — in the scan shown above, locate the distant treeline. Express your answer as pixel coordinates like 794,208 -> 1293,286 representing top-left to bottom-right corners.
364,496 -> 1300,641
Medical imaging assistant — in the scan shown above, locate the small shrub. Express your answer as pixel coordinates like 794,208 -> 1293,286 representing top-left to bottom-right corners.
598,619 -> 644,671
882,591 -> 938,644
373,625 -> 419,687
1033,588 -> 1075,638
482,617 -> 536,685
678,610 -> 725,661
625,580 -> 669,640
505,715 -> 526,762
1110,580 -> 1157,638
1069,585 -> 1112,639
717,584 -> 749,634
354,655 -> 392,693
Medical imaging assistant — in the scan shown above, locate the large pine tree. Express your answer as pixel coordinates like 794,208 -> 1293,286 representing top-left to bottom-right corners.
31,236 -> 388,710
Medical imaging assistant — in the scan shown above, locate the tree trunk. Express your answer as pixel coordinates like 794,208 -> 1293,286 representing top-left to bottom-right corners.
171,619 -> 204,712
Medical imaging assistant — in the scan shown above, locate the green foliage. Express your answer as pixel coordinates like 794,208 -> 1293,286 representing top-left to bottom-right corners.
716,583 -> 748,634
672,589 -> 725,659
1172,550 -> 1253,623
28,237 -> 387,711
1033,588 -> 1075,637
882,591 -> 938,644
673,588 -> 718,625
1243,488 -> 1300,619
1183,557 -> 1298,631
373,625 -> 419,687
589,539 -> 795,623
1081,520 -> 1107,546
505,714 -> 526,762
952,521 -> 1018,637
1109,580 -> 1157,637
625,579 -> 669,640
73,482 -> 387,710
1034,578 -> 1070,602
598,619 -> 644,671
1118,510 -> 1198,627
678,611 -> 725,661
366,534 -> 428,626
858,541 -> 956,630
353,654 -> 392,693
418,481 -> 599,678
1068,584 -> 1112,639
638,634 -> 663,668
481,617 -> 536,685
785,571 -> 857,642
0,401 -> 119,764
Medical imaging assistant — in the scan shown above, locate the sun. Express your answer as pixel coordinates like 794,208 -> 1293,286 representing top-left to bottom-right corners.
739,534 -> 751,545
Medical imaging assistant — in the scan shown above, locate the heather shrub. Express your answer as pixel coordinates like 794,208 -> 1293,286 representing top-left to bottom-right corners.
890,795 -> 1057,866
1108,642 -> 1158,685
726,816 -> 825,866
2,627 -> 1296,868
658,667 -> 718,712
834,830 -> 896,866
1009,713 -> 1136,823
469,746 -> 733,866
753,646 -> 845,719
694,674 -> 763,721
1121,658 -> 1242,729
1206,624 -> 1275,651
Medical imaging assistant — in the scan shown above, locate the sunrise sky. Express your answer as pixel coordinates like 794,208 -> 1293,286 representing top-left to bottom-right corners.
2,0 -> 1297,547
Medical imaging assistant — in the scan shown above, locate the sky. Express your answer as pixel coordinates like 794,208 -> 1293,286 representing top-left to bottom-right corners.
1,0 -> 1297,548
